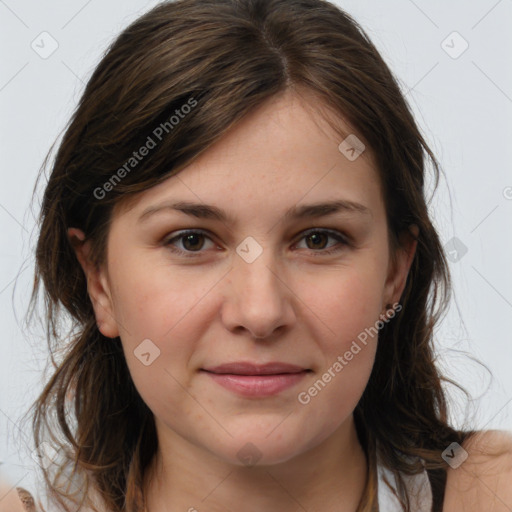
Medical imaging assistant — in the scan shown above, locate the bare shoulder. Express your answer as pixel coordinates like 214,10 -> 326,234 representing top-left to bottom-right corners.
0,481 -> 31,512
0,475 -> 106,512
443,429 -> 512,512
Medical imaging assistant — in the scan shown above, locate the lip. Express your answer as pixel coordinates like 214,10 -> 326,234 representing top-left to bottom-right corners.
201,362 -> 310,397
203,362 -> 307,375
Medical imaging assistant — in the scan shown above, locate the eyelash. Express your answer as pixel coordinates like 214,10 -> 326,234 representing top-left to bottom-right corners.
162,228 -> 350,258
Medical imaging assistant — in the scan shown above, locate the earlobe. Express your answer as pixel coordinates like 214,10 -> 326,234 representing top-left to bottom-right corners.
67,228 -> 120,339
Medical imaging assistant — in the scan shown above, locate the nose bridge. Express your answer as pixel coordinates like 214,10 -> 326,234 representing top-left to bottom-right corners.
235,237 -> 283,302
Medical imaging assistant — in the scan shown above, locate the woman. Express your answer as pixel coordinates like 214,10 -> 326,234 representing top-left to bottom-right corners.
5,0 -> 511,510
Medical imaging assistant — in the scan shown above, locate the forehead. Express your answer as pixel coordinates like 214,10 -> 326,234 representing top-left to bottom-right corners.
114,89 -> 384,223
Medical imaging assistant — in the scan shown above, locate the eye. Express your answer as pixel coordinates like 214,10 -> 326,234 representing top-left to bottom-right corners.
163,228 -> 349,258
293,229 -> 349,256
163,229 -> 217,257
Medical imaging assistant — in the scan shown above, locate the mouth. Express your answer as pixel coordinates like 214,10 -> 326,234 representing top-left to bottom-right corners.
200,362 -> 312,397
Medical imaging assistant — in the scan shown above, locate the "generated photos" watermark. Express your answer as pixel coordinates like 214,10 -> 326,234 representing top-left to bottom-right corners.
297,302 -> 401,405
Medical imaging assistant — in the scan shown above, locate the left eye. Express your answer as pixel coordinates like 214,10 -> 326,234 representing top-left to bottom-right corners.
163,229 -> 348,257
294,229 -> 348,255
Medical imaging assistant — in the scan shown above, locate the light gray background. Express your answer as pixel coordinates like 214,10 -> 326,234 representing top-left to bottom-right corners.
1,0 -> 511,495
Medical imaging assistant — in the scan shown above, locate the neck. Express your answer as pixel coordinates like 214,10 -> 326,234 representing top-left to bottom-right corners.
144,417 -> 368,512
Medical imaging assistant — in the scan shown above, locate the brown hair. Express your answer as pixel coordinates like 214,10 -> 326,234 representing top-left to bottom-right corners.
26,0 -> 474,510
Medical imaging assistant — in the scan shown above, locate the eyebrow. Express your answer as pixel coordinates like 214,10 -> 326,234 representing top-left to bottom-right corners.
138,199 -> 372,224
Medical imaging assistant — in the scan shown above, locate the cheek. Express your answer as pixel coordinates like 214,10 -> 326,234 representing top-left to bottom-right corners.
111,280 -> 196,425
301,261 -> 386,351
108,254 -> 211,342
292,261 -> 384,416
106,258 -> 202,400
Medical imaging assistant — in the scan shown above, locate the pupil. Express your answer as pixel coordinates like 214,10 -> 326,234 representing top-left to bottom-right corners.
184,233 -> 203,251
309,233 -> 326,249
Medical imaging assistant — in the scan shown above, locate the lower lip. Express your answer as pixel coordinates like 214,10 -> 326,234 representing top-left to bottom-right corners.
202,371 -> 309,397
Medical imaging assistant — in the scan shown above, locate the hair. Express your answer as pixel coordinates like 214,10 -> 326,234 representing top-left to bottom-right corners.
25,0 -> 476,510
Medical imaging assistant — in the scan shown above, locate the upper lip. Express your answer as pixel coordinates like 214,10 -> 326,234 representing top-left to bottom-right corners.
202,362 -> 308,375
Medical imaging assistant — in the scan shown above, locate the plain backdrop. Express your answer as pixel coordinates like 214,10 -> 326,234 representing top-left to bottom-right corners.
1,0 -> 511,496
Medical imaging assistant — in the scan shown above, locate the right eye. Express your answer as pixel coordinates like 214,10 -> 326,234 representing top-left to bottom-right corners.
163,229 -> 217,257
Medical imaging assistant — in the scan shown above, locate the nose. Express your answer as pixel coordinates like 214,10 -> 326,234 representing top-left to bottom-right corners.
220,246 -> 296,340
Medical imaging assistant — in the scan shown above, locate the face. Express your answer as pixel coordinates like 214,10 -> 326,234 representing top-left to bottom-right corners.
72,88 -> 416,467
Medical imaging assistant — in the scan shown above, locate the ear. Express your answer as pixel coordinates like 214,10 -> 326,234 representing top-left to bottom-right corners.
382,224 -> 419,309
68,228 -> 120,339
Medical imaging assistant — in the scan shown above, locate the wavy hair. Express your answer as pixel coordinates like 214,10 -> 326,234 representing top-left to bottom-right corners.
26,0 -> 474,510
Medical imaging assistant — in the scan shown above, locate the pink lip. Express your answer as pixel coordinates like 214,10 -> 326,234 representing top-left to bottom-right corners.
204,362 -> 307,375
201,362 -> 310,397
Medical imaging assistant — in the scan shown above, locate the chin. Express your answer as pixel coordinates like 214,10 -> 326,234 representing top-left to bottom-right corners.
212,426 -> 316,468
228,440 -> 304,468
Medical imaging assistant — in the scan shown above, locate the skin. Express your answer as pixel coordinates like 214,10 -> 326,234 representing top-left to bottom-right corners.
69,87 -> 418,511
443,430 -> 512,511
2,435 -> 512,512
0,86 -> 508,512
0,483 -> 26,512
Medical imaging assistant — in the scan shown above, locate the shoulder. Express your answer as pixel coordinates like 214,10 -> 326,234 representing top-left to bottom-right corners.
443,429 -> 512,512
0,482 -> 34,512
0,477 -> 105,512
